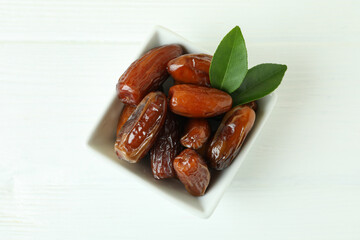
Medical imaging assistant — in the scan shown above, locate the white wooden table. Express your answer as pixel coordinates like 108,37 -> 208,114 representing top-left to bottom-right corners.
1,0 -> 360,239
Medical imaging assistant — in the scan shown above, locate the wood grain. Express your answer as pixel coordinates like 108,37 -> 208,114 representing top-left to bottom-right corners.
1,0 -> 360,239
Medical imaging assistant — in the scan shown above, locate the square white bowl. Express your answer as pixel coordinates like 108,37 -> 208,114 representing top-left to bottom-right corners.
88,26 -> 277,218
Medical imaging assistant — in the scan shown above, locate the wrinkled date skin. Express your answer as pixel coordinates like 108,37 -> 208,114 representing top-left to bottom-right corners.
167,54 -> 212,87
168,84 -> 232,118
180,118 -> 211,150
207,106 -> 256,170
150,111 -> 183,179
244,101 -> 257,112
114,92 -> 167,163
173,149 -> 210,196
116,44 -> 183,105
116,104 -> 136,137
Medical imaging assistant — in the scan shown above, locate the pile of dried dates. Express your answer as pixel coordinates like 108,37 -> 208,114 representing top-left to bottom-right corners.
114,44 -> 256,196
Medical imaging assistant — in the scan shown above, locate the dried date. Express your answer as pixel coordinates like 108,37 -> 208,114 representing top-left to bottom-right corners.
114,92 -> 167,163
207,105 -> 256,170
167,54 -> 212,87
150,111 -> 183,179
116,44 -> 183,105
180,118 -> 210,150
173,149 -> 210,196
168,84 -> 232,118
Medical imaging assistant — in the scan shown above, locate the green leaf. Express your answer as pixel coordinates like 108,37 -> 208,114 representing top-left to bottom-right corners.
231,63 -> 287,105
209,26 -> 248,93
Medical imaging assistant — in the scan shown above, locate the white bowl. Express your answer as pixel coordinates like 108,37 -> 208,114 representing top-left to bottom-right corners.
87,26 -> 278,218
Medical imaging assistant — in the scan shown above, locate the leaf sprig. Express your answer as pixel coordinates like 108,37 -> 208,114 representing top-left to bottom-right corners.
209,26 -> 287,105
